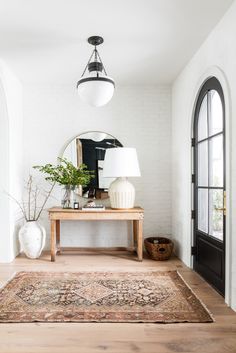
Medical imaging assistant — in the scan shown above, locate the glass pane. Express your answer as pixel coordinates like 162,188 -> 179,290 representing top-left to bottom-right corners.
198,189 -> 208,233
209,189 -> 223,241
198,141 -> 208,186
198,94 -> 208,141
209,135 -> 223,187
209,90 -> 223,136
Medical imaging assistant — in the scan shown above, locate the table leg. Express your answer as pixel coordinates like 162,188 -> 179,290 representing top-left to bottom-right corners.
51,220 -> 56,262
133,220 -> 137,247
56,220 -> 61,254
137,219 -> 143,261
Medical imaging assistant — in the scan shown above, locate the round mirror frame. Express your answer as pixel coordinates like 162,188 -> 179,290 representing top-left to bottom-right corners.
62,131 -> 123,200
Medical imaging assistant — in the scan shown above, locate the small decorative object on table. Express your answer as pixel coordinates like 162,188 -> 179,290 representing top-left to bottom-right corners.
73,202 -> 79,209
144,236 -> 174,261
82,200 -> 105,211
84,200 -> 96,207
34,158 -> 94,209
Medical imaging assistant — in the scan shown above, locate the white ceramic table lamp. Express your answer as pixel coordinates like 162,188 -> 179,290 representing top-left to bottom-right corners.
103,147 -> 141,209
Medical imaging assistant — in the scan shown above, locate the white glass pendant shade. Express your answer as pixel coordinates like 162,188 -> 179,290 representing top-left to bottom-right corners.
77,75 -> 115,107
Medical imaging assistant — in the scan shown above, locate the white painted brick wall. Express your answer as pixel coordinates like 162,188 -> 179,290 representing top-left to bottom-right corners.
23,85 -> 171,248
171,1 -> 236,310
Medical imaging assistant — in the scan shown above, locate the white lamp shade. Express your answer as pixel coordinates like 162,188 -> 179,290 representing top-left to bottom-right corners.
103,147 -> 141,178
77,77 -> 115,107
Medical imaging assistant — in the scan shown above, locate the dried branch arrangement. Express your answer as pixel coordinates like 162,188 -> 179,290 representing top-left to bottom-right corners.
9,175 -> 55,222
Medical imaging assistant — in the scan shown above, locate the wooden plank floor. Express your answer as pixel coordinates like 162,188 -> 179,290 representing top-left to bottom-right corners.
0,251 -> 236,353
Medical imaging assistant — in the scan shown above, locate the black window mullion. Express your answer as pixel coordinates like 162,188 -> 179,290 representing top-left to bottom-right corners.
207,90 -> 211,236
197,186 -> 224,189
197,131 -> 223,144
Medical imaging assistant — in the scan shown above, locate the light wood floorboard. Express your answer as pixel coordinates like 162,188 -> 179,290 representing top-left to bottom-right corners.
0,251 -> 236,353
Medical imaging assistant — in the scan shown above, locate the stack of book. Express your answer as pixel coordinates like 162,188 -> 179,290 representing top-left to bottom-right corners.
82,205 -> 105,211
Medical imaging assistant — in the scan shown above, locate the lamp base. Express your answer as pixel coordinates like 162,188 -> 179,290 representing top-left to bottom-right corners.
108,177 -> 135,209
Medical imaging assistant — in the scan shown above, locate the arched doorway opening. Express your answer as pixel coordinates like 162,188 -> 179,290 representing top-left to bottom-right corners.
192,77 -> 225,295
0,81 -> 11,263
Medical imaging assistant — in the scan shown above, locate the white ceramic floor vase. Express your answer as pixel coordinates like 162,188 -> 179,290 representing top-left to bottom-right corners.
19,221 -> 46,259
108,177 -> 135,209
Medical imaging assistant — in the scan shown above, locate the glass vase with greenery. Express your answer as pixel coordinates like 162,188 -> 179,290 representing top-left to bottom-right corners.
34,158 -> 94,208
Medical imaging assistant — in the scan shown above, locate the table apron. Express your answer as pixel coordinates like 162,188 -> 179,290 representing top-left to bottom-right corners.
49,213 -> 143,221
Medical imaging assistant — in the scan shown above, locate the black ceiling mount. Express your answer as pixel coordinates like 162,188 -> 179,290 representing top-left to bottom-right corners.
88,36 -> 104,46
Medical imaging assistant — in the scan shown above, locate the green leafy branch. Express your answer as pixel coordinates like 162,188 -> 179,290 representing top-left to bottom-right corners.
33,158 -> 94,187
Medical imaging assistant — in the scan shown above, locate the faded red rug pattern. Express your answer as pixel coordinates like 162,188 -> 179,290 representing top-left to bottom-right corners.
0,271 -> 213,323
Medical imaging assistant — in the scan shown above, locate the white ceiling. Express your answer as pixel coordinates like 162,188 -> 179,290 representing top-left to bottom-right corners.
0,0 -> 233,85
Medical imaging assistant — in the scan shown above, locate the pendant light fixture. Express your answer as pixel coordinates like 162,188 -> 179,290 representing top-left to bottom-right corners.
77,36 -> 115,107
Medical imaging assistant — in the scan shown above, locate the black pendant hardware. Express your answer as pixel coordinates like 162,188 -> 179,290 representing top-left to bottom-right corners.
88,36 -> 104,46
78,35 -> 110,80
88,62 -> 103,73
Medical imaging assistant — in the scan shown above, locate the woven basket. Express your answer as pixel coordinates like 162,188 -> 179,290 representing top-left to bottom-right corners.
144,237 -> 174,261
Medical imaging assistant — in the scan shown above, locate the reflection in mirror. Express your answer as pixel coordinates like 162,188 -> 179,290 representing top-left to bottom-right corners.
63,131 -> 123,199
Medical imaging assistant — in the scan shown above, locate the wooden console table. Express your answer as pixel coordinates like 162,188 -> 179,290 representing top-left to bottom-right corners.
48,207 -> 144,262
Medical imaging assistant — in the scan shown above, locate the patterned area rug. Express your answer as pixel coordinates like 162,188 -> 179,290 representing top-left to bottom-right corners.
0,271 -> 213,323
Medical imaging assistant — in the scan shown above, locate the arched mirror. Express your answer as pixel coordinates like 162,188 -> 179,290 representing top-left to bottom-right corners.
62,131 -> 123,199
